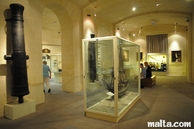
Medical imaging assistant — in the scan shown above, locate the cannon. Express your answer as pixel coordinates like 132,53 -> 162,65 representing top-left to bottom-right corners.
4,3 -> 29,103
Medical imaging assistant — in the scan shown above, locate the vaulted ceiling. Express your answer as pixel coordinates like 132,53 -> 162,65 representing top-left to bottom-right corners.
83,0 -> 194,33
42,0 -> 194,34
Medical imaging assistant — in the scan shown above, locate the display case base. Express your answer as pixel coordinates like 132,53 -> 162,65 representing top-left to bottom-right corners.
85,96 -> 139,122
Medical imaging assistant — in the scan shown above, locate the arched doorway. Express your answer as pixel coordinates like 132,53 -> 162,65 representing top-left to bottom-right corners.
42,7 -> 62,93
41,2 -> 83,93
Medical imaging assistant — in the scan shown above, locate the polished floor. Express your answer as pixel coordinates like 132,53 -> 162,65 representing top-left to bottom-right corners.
0,76 -> 194,129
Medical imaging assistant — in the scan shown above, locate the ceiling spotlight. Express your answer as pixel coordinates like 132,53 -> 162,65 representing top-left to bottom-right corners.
87,14 -> 91,17
156,3 -> 163,6
132,7 -> 136,11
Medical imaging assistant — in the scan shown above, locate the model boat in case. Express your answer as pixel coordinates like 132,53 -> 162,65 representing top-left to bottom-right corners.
82,36 -> 140,122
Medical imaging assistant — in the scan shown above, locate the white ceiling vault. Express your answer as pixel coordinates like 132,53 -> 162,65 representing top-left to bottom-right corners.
42,0 -> 194,34
83,0 -> 194,33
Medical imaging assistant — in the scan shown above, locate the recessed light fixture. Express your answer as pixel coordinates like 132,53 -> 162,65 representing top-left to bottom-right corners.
156,3 -> 163,6
94,14 -> 97,16
151,20 -> 156,25
87,14 -> 91,17
132,7 -> 136,11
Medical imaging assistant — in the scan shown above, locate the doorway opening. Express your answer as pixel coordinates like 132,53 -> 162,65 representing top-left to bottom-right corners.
42,7 -> 62,93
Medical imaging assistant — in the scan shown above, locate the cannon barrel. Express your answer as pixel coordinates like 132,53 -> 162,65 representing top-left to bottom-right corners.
4,3 -> 29,103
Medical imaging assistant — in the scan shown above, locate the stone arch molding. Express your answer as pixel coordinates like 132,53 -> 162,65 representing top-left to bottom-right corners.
35,0 -> 83,92
45,3 -> 73,41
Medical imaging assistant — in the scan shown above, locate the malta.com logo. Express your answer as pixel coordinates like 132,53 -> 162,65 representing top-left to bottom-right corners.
147,119 -> 191,128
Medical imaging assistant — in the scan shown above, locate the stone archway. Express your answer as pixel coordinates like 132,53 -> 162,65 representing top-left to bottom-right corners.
28,0 -> 84,94
44,3 -> 83,92
42,7 -> 62,92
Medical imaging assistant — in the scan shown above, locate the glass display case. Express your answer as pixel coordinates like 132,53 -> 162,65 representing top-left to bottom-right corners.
50,55 -> 62,72
147,53 -> 167,72
82,36 -> 140,122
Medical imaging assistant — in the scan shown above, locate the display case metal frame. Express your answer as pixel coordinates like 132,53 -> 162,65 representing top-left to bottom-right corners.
82,36 -> 140,122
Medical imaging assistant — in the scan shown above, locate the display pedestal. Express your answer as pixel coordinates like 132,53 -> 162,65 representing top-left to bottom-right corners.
4,99 -> 36,120
88,82 -> 100,90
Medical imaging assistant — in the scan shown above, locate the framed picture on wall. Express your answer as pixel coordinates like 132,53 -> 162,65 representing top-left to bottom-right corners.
171,50 -> 181,62
140,52 -> 143,60
122,50 -> 129,61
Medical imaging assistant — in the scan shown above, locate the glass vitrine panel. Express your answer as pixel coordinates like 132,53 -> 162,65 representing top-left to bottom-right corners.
82,36 -> 140,122
116,38 -> 139,114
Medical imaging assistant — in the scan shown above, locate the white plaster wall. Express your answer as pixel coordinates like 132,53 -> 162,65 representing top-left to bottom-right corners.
168,32 -> 186,76
118,29 -> 130,41
83,10 -> 114,39
26,0 -> 45,104
42,45 -> 61,55
191,11 -> 194,83
98,23 -> 111,37
120,25 -> 188,76
0,7 -> 7,112
42,29 -> 61,45
0,76 -> 6,117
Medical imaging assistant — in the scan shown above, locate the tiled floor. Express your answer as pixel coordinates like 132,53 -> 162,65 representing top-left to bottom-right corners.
0,76 -> 194,129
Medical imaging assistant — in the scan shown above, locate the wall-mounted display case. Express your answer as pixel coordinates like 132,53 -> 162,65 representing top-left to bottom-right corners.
82,36 -> 140,122
42,54 -> 62,82
50,55 -> 62,72
147,53 -> 167,72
